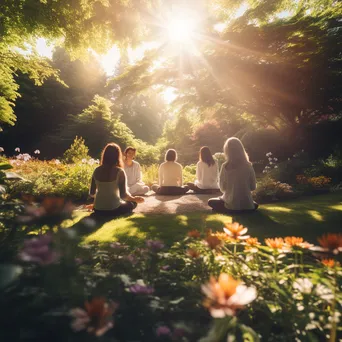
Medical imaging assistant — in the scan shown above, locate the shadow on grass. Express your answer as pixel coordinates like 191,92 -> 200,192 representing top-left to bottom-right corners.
68,192 -> 342,246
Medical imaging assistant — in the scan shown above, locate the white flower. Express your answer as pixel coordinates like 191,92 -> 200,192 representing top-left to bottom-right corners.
15,147 -> 20,152
16,153 -> 31,162
95,159 -> 100,164
269,161 -> 273,165
274,166 -> 278,169
293,278 -> 313,294
0,147 -> 4,152
315,284 -> 334,302
54,159 -> 61,165
274,158 -> 278,161
81,158 -> 87,164
88,158 -> 95,166
263,170 -> 267,174
268,157 -> 273,161
34,150 -> 40,154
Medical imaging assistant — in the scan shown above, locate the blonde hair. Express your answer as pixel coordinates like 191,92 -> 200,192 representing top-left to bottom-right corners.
223,137 -> 250,169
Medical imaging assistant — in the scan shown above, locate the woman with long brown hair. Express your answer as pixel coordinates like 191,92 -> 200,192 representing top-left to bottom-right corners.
208,137 -> 258,213
187,146 -> 219,193
89,143 -> 144,216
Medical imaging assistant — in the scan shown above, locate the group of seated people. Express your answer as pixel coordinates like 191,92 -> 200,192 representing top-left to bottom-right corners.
89,137 -> 258,216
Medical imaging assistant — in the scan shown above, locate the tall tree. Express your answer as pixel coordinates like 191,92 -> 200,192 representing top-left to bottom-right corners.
0,48 -> 107,154
0,0 -> 161,126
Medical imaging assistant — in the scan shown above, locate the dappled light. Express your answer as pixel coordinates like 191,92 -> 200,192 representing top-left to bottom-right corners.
307,210 -> 324,222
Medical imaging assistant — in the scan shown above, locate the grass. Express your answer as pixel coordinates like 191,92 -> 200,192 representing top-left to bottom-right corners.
68,192 -> 342,246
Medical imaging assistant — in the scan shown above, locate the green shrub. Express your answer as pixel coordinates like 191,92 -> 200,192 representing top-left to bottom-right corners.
141,164 -> 159,186
254,177 -> 299,203
183,164 -> 196,184
63,136 -> 90,164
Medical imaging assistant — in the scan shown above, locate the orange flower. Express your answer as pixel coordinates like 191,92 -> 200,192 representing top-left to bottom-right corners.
265,238 -> 284,249
205,234 -> 222,250
246,238 -> 260,246
317,233 -> 342,254
202,274 -> 257,317
284,236 -> 304,247
70,297 -> 118,336
223,222 -> 249,240
211,231 -> 234,242
187,249 -> 201,258
321,259 -> 339,268
187,229 -> 201,238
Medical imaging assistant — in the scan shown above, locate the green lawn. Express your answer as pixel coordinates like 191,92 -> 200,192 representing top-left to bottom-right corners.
69,192 -> 342,246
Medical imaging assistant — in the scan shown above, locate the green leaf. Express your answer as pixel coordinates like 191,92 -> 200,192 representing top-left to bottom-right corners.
0,162 -> 13,170
0,264 -> 23,290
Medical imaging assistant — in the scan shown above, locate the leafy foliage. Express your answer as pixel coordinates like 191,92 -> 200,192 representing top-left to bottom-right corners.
63,136 -> 90,164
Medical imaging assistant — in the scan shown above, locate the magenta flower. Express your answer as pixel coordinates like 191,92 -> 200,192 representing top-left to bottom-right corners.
146,239 -> 165,252
156,325 -> 171,337
129,284 -> 154,295
19,233 -> 59,265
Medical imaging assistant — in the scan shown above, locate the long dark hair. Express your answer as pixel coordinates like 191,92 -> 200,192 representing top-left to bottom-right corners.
101,143 -> 124,168
199,146 -> 215,167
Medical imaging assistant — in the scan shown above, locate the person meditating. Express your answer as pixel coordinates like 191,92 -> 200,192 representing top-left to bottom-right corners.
123,146 -> 150,195
89,143 -> 144,216
187,146 -> 220,193
208,137 -> 258,213
152,149 -> 189,195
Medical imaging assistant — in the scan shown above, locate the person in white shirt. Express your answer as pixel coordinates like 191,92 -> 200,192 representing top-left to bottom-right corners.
123,147 -> 150,195
208,137 -> 258,213
89,143 -> 144,216
151,149 -> 189,195
187,146 -> 220,193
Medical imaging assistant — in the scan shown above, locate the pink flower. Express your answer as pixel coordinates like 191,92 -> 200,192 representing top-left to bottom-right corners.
156,325 -> 171,337
19,233 -> 58,265
129,284 -> 154,295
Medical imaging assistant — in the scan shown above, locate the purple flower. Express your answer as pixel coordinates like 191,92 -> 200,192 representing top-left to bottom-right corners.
173,328 -> 186,338
19,233 -> 59,265
146,239 -> 165,252
156,326 -> 171,337
129,284 -> 154,295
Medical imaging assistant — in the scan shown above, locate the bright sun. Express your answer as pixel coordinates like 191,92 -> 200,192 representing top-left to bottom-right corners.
166,12 -> 197,43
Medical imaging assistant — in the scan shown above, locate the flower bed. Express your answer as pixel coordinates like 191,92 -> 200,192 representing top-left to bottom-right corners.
0,200 -> 341,341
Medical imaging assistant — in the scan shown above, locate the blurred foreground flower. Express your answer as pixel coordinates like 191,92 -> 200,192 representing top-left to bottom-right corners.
146,239 -> 165,252
223,222 -> 250,240
187,229 -> 201,238
205,232 -> 222,250
70,297 -> 118,336
187,248 -> 200,258
293,278 -> 313,294
129,280 -> 154,295
17,197 -> 75,224
315,233 -> 342,254
202,273 -> 257,317
156,326 -> 171,337
19,233 -> 58,265
321,259 -> 339,268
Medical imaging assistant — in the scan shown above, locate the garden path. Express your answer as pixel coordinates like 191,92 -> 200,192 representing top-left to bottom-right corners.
134,192 -> 215,214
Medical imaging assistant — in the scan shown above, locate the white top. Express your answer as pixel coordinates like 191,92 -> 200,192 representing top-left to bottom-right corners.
93,168 -> 126,210
124,161 -> 143,187
159,161 -> 183,186
219,162 -> 257,210
195,161 -> 219,189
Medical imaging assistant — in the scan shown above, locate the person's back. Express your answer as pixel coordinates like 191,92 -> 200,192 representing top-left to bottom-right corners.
208,137 -> 258,213
196,160 -> 219,189
93,166 -> 122,210
159,161 -> 183,186
219,162 -> 256,210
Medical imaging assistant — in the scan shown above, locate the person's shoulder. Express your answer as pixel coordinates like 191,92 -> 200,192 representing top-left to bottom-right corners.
133,160 -> 140,166
175,162 -> 183,168
197,161 -> 203,166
